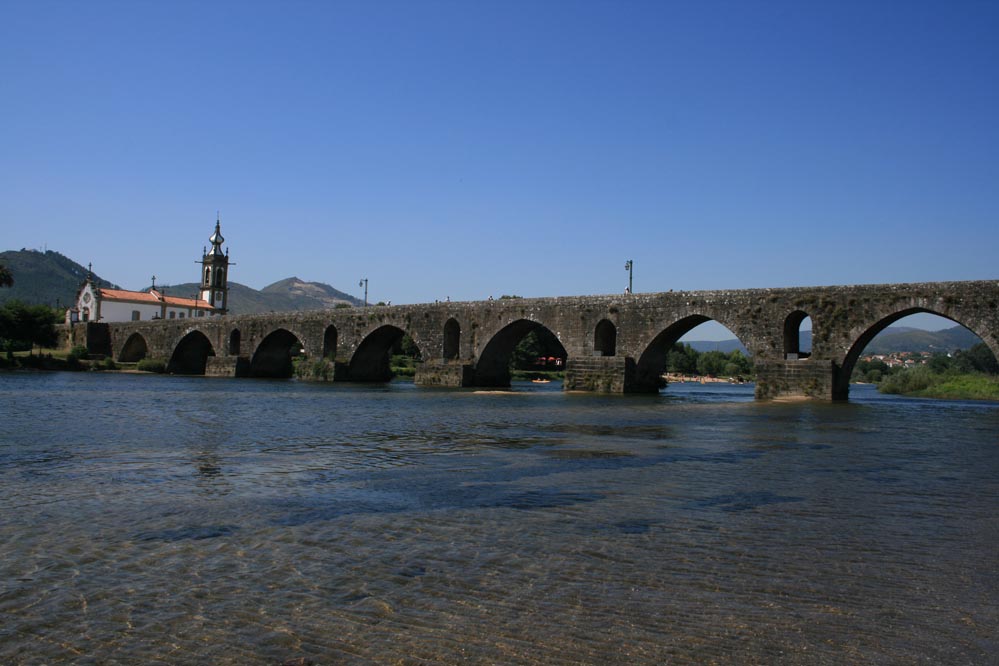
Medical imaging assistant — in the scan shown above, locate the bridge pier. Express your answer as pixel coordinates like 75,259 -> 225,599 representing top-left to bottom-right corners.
564,356 -> 639,393
754,359 -> 839,401
206,355 -> 251,378
414,360 -> 475,387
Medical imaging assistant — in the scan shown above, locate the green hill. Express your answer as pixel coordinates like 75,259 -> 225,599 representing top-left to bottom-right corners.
0,249 -> 118,308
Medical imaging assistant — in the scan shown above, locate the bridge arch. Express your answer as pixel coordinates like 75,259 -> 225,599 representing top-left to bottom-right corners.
168,330 -> 216,375
635,315 -> 750,391
475,319 -> 567,387
349,324 -> 422,382
594,319 -> 616,357
783,310 -> 811,359
251,328 -> 305,378
228,328 -> 241,356
118,332 -> 149,362
834,307 -> 999,400
443,318 -> 460,360
323,325 -> 338,359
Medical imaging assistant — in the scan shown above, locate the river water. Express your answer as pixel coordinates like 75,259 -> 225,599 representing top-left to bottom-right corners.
1,372 -> 997,665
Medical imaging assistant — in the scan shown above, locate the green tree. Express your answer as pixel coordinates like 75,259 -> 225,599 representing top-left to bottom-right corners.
510,328 -> 565,370
0,264 -> 12,288
666,343 -> 698,374
391,334 -> 422,360
955,343 -> 999,374
696,350 -> 729,377
0,300 -> 59,351
927,353 -> 952,374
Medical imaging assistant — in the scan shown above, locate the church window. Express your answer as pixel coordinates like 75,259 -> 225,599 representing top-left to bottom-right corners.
131,310 -> 141,321
178,312 -> 185,319
169,311 -> 176,319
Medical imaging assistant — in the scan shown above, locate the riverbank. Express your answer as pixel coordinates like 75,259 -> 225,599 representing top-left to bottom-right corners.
880,373 -> 999,401
664,373 -> 750,385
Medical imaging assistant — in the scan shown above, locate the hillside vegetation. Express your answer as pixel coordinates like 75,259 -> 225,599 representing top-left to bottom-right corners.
0,250 -> 118,307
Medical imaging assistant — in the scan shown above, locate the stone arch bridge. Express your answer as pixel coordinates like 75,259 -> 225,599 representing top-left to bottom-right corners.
73,280 -> 999,401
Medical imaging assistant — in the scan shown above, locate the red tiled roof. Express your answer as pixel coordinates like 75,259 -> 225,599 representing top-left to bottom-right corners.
162,294 -> 213,309
99,288 -> 161,304
98,288 -> 214,310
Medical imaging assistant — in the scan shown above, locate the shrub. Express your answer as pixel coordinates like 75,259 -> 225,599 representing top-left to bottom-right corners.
136,358 -> 167,373
879,366 -> 936,395
68,345 -> 90,361
293,357 -> 333,381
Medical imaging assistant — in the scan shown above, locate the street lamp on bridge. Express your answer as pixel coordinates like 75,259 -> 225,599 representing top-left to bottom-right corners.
359,278 -> 368,307
624,260 -> 633,294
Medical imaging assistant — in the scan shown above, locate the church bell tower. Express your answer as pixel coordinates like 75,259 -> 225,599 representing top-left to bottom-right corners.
200,215 -> 230,314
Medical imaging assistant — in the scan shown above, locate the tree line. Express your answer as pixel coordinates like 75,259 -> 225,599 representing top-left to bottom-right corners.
853,344 -> 998,383
665,343 -> 754,378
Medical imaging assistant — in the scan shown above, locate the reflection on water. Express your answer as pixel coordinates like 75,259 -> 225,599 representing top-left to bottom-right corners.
1,373 -> 997,664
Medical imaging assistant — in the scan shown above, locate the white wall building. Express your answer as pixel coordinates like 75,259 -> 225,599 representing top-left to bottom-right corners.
67,282 -> 215,323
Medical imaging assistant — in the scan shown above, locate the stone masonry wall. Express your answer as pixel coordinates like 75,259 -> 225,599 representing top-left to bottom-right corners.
89,279 -> 999,400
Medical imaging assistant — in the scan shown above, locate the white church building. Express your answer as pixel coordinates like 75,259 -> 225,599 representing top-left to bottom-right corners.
68,219 -> 231,323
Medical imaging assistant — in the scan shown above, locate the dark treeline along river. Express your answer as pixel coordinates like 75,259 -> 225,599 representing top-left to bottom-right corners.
1,372 -> 997,665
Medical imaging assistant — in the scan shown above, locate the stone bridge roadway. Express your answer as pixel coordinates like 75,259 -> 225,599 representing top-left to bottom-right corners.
77,280 -> 999,401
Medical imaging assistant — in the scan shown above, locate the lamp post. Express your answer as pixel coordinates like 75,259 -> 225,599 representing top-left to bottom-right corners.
359,278 -> 368,307
624,260 -> 633,294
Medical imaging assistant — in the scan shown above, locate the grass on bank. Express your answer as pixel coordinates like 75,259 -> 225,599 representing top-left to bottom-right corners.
2,345 -> 161,373
878,366 -> 999,401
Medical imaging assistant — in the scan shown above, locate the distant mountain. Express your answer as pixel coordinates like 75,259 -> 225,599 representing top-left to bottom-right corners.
156,277 -> 363,315
685,339 -> 749,354
686,326 -> 981,356
0,249 -> 118,307
0,249 -> 364,314
862,325 -> 979,354
261,277 -> 363,309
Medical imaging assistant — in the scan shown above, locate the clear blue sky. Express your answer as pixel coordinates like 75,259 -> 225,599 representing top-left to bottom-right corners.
2,1 -> 997,315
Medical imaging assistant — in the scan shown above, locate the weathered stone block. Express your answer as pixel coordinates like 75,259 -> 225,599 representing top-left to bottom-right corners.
755,359 -> 837,401
415,360 -> 475,387
205,355 -> 250,378
565,356 -> 635,393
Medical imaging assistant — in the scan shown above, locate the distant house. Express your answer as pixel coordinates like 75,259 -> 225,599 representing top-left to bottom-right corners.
67,218 -> 231,323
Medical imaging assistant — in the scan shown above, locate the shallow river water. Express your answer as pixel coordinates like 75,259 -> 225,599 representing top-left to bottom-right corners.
1,372 -> 997,665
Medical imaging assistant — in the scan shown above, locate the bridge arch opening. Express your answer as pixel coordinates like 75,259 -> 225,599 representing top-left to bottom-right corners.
323,325 -> 338,359
229,329 -> 241,356
118,332 -> 148,362
783,311 -> 812,359
476,319 -> 567,387
350,325 -> 422,382
251,329 -> 305,378
167,330 -> 216,375
836,310 -> 998,400
635,316 -> 752,392
443,319 -> 460,360
594,319 -> 616,357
